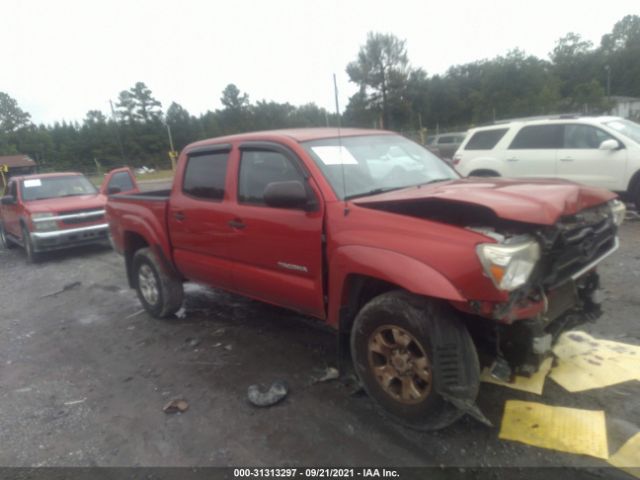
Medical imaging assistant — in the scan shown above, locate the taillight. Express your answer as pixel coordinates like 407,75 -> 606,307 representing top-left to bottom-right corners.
452,157 -> 461,165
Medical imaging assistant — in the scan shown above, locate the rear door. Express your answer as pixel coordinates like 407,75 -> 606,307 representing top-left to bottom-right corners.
556,123 -> 627,190
100,168 -> 139,195
503,124 -> 562,178
226,142 -> 325,318
167,145 -> 236,289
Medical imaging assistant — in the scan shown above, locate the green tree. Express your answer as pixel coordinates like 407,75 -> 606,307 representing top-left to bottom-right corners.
346,32 -> 411,129
116,82 -> 163,123
0,92 -> 32,134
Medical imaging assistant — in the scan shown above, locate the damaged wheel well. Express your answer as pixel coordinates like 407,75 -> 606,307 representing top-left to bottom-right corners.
337,274 -> 399,370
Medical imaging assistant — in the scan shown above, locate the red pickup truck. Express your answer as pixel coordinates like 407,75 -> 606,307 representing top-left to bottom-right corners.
106,128 -> 625,429
0,168 -> 138,262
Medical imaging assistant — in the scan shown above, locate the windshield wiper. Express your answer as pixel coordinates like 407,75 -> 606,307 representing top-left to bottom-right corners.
419,178 -> 451,186
345,186 -> 406,200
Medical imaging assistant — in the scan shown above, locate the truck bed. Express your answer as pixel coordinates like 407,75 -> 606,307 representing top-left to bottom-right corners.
106,189 -> 173,262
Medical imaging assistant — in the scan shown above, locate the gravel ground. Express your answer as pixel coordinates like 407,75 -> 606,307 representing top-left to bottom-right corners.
0,216 -> 638,476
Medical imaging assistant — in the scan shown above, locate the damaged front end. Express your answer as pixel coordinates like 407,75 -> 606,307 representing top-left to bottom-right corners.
466,199 -> 624,379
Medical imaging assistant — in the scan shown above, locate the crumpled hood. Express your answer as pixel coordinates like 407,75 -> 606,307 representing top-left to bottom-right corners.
353,178 -> 617,225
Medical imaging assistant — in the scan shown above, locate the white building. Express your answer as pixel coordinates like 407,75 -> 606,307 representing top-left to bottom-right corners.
610,95 -> 640,119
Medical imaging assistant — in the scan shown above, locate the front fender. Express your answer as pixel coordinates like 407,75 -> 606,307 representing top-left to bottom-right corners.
327,245 -> 465,326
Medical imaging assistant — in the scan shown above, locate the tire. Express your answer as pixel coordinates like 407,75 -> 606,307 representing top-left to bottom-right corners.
350,290 -> 480,431
132,247 -> 184,318
22,226 -> 40,263
0,221 -> 16,249
632,183 -> 640,213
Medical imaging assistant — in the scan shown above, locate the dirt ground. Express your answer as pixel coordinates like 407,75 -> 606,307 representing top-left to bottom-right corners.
0,213 -> 638,474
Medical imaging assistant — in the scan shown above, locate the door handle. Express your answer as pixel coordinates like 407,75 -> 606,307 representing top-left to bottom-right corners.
506,157 -> 518,162
174,211 -> 186,221
559,157 -> 574,162
228,219 -> 246,230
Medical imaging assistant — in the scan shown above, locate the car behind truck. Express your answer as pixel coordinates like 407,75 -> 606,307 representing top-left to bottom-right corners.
0,168 -> 138,262
106,128 -> 625,429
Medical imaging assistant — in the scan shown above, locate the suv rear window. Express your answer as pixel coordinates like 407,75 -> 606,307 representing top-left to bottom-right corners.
464,129 -> 508,150
509,125 -> 562,149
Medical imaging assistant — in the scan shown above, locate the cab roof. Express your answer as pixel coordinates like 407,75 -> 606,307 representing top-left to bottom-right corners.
186,127 -> 393,150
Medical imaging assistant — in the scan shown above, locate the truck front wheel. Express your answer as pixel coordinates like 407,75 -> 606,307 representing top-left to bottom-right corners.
350,291 -> 480,430
132,247 -> 184,318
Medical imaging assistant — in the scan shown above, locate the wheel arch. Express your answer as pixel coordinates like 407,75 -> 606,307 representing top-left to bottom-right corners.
329,245 -> 465,330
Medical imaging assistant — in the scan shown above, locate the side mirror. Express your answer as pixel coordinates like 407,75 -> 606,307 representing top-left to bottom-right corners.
107,186 -> 122,195
1,195 -> 16,206
599,139 -> 621,151
263,181 -> 309,209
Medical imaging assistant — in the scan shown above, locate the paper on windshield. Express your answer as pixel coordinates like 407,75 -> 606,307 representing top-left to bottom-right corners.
311,146 -> 358,165
23,179 -> 42,188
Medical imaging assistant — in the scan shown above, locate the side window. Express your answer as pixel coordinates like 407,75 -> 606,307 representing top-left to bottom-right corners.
183,151 -> 230,201
464,128 -> 508,150
238,150 -> 305,206
9,181 -> 17,199
563,125 -> 614,149
107,171 -> 134,192
437,136 -> 454,144
509,125 -> 562,149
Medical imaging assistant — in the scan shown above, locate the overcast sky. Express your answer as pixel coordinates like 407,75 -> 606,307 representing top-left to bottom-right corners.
1,0 -> 637,125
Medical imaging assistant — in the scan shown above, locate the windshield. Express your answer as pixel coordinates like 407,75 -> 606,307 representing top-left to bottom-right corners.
604,118 -> 640,144
21,175 -> 98,202
302,134 -> 459,200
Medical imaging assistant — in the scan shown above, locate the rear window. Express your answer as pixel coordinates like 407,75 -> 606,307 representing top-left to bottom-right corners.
464,129 -> 508,150
183,151 -> 230,201
509,125 -> 563,149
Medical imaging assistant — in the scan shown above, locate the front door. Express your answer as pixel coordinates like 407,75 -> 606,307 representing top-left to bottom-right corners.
227,143 -> 325,318
1,180 -> 21,237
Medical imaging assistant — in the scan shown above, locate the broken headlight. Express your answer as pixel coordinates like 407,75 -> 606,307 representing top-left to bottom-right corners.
608,199 -> 626,226
477,236 -> 540,291
31,212 -> 58,232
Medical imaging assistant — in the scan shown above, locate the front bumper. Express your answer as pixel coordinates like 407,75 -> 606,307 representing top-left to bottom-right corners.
31,223 -> 109,252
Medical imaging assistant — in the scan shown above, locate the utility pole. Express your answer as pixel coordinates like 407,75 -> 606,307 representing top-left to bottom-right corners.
605,65 -> 611,101
165,122 -> 177,171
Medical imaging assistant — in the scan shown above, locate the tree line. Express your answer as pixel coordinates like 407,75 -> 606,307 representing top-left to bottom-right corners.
1,14 -> 638,173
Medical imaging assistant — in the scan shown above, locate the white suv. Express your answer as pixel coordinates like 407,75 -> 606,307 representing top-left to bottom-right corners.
453,116 -> 640,209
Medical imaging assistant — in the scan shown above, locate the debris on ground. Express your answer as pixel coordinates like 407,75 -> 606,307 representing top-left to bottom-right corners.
39,281 -> 82,299
499,400 -> 608,459
213,342 -> 222,348
311,367 -> 340,384
608,432 -> 640,478
124,309 -> 145,320
175,307 -> 187,319
247,381 -> 288,407
63,398 -> 86,406
549,331 -> 640,392
185,337 -> 201,348
481,357 -> 553,395
441,393 -> 493,427
224,344 -> 233,351
162,398 -> 189,414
